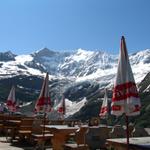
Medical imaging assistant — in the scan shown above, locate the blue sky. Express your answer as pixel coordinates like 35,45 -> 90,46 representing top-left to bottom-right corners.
0,0 -> 150,54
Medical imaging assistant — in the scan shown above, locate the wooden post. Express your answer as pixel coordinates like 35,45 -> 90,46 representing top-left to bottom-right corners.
42,112 -> 46,150
125,115 -> 129,150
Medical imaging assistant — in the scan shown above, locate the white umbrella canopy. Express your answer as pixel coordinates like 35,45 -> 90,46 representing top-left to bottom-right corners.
111,36 -> 141,116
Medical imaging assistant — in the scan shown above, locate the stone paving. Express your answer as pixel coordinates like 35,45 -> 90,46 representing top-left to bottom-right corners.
0,137 -> 52,150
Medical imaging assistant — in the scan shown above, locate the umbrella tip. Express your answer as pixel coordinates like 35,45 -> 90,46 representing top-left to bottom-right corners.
121,36 -> 125,40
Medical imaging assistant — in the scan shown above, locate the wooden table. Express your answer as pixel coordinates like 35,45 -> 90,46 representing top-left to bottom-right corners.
106,137 -> 150,150
44,125 -> 79,150
4,119 -> 21,141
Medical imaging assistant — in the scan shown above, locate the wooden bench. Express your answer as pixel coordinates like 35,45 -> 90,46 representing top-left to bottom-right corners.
109,125 -> 126,138
132,127 -> 149,137
85,126 -> 110,149
3,116 -> 22,142
64,143 -> 89,150
3,117 -> 33,142
64,126 -> 89,150
106,137 -> 150,150
0,123 -> 4,133
31,133 -> 53,149
30,118 -> 53,149
18,118 -> 34,141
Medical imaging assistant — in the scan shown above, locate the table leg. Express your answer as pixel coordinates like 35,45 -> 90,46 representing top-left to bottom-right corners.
51,133 -> 68,150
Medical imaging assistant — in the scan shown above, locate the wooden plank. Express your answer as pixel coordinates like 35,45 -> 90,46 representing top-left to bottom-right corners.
106,137 -> 150,150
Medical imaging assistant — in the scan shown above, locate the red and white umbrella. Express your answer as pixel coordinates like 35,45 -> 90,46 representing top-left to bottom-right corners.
57,95 -> 66,115
35,72 -> 51,113
99,88 -> 109,119
111,36 -> 141,150
34,72 -> 51,146
111,36 -> 141,116
6,86 -> 17,112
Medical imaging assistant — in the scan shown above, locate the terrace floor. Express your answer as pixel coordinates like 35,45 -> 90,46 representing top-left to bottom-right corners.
0,137 -> 52,150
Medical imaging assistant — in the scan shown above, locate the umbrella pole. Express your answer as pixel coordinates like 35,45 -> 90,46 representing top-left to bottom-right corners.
42,112 -> 46,150
43,112 -> 46,136
125,115 -> 129,150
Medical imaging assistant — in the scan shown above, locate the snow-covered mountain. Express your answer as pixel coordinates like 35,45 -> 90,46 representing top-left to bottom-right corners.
0,48 -> 150,126
0,48 -> 150,88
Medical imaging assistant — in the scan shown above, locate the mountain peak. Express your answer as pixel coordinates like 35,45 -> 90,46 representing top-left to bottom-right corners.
39,47 -> 51,52
76,48 -> 94,55
34,47 -> 58,57
0,50 -> 16,61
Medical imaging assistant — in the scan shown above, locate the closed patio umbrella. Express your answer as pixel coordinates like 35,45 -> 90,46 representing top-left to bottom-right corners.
99,88 -> 109,119
6,86 -> 17,113
35,72 -> 51,114
57,95 -> 66,119
111,36 -> 141,150
34,72 -> 51,149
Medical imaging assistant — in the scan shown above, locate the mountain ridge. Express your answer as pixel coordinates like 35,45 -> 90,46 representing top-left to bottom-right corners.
0,48 -> 150,84
0,48 -> 150,127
